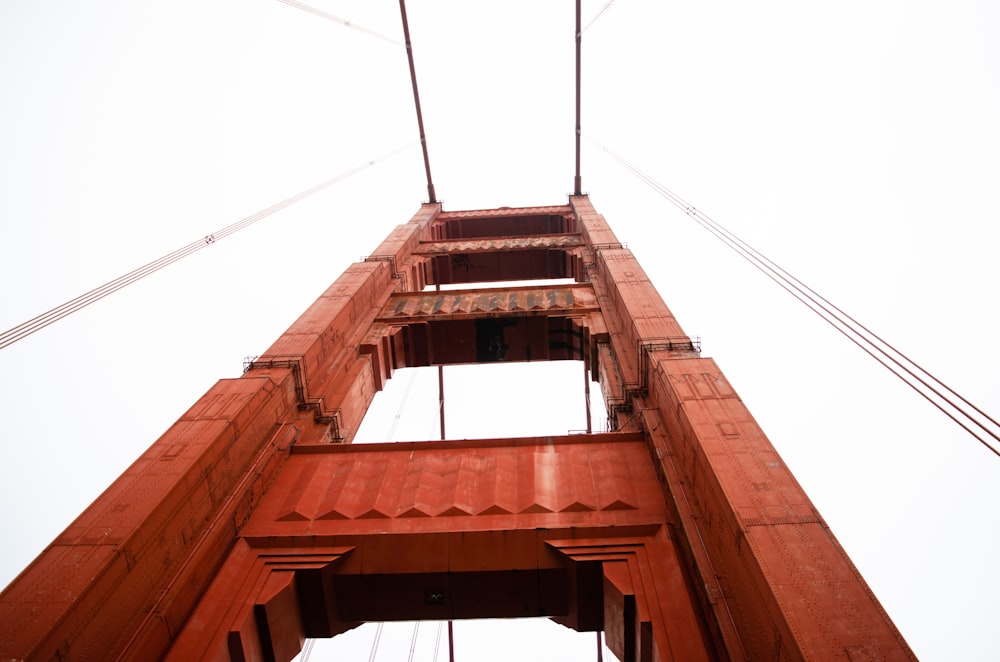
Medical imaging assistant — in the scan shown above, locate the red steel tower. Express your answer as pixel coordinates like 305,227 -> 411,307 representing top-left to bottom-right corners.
0,197 -> 913,660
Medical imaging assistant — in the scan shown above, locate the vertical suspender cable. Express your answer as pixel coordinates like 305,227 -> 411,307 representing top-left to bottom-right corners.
398,0 -> 437,203
435,282 -> 451,658
438,365 -> 446,439
436,283 -> 446,441
442,356 -> 451,662
574,0 -> 583,195
582,326 -> 592,433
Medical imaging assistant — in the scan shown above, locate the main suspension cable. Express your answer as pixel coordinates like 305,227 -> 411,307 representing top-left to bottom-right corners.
398,0 -> 437,203
0,143 -> 414,351
592,138 -> 1000,458
274,0 -> 403,46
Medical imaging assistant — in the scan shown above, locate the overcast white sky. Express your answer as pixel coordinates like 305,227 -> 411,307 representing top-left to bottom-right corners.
1,1 -> 999,660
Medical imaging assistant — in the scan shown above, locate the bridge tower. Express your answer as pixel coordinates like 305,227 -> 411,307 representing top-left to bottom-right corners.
0,197 -> 913,661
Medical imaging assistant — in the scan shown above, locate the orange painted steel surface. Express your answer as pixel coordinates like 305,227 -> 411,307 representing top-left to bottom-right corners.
417,233 -> 583,254
249,434 -> 660,527
378,283 -> 599,321
0,199 -> 914,661
418,234 -> 584,285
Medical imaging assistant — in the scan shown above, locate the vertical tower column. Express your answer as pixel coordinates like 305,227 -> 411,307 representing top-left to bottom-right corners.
572,195 -> 913,659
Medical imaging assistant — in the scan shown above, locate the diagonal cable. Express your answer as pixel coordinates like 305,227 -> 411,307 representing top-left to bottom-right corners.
299,638 -> 316,662
274,0 -> 403,46
591,137 -> 1000,458
432,621 -> 443,662
583,0 -> 621,33
0,143 -> 415,351
367,622 -> 384,662
407,622 -> 420,662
